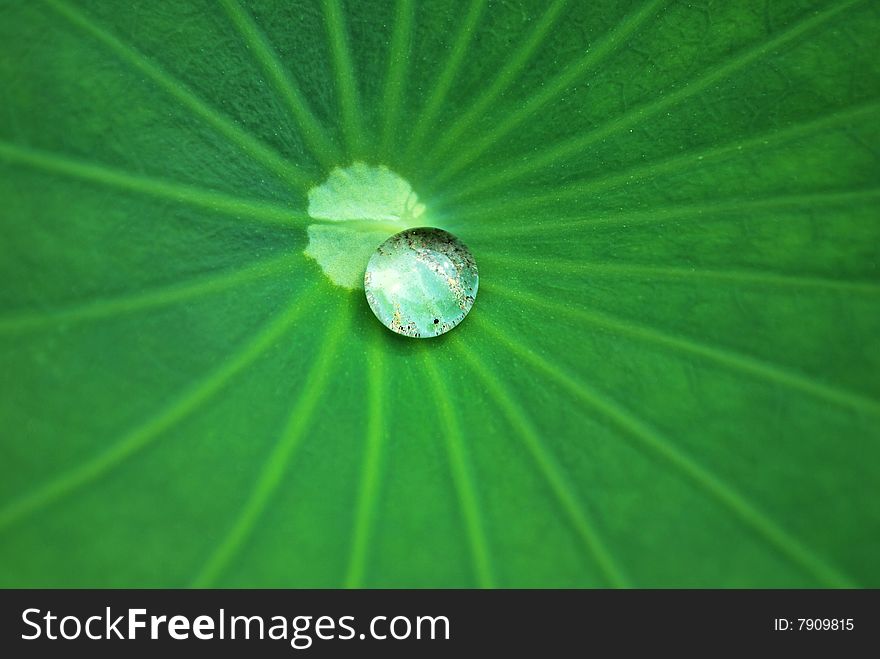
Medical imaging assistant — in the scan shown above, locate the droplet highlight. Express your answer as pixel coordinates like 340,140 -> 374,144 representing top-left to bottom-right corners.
364,228 -> 479,338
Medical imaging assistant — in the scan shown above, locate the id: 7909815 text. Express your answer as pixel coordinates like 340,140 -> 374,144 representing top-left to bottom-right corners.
773,618 -> 854,631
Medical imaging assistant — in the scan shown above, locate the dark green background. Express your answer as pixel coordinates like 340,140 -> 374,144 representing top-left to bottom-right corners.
0,0 -> 878,587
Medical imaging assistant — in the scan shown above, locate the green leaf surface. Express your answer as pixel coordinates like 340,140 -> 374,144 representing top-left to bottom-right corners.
1,0 -> 878,587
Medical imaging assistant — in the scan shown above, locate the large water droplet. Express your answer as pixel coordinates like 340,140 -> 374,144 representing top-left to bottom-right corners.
364,228 -> 478,338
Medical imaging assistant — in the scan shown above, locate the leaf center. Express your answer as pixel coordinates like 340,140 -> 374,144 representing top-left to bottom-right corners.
304,163 -> 425,289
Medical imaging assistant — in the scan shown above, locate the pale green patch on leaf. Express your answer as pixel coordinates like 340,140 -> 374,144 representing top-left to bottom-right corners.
304,224 -> 393,289
307,162 -> 425,222
304,162 -> 425,288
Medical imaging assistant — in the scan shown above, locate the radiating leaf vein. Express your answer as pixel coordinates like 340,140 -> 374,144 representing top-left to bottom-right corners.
0,284 -> 320,533
191,302 -> 351,587
453,337 -> 630,587
423,0 -> 570,169
481,253 -> 880,295
488,285 -> 880,416
0,251 -> 299,333
474,315 -> 857,587
219,0 -> 342,169
442,0 -> 867,202
322,0 -> 367,156
380,0 -> 415,159
44,0 -> 313,190
403,0 -> 488,163
447,98 -> 880,207
429,0 -> 667,185
459,188 -> 880,234
344,334 -> 386,588
0,141 -> 305,227
423,353 -> 495,588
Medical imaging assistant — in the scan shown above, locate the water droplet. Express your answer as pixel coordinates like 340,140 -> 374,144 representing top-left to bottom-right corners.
364,228 -> 478,338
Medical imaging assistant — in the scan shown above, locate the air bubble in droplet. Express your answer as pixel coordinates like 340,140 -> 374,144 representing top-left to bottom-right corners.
364,228 -> 478,338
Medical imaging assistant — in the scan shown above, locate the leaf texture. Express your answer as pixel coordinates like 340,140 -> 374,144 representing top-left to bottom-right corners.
0,0 -> 878,587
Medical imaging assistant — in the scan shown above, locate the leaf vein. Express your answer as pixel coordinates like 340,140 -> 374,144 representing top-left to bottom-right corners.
44,0 -> 312,190
453,338 -> 630,587
488,285 -> 880,416
0,141 -> 303,227
0,285 -> 319,533
191,303 -> 350,587
474,315 -> 857,588
219,0 -> 342,169
444,0 -> 867,202
423,353 -> 495,588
